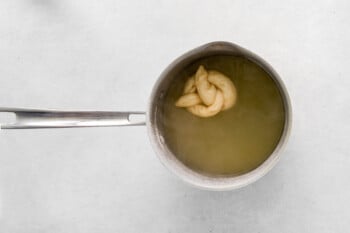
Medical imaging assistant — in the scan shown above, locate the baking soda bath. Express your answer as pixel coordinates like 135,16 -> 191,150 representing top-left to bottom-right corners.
160,55 -> 285,176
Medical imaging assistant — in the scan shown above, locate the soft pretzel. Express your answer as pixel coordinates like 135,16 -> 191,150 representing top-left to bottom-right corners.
175,65 -> 237,117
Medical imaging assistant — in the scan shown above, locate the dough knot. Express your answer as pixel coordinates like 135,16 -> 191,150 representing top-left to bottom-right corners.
175,65 -> 237,117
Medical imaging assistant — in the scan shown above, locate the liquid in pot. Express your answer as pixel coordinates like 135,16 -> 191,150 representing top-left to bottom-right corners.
160,55 -> 285,176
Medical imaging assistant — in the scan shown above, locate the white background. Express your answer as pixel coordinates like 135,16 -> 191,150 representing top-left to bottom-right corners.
0,0 -> 349,232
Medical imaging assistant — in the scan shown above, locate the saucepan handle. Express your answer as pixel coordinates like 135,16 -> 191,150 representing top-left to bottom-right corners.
0,107 -> 146,129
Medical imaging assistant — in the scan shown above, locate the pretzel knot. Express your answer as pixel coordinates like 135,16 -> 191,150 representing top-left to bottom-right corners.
175,65 -> 237,117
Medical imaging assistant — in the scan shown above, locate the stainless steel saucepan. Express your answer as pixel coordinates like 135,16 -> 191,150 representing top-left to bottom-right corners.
0,41 -> 292,191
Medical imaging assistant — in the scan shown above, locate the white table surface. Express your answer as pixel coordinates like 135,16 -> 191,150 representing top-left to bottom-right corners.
0,0 -> 349,232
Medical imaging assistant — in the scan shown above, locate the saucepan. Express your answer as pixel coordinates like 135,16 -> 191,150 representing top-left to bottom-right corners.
0,41 -> 292,191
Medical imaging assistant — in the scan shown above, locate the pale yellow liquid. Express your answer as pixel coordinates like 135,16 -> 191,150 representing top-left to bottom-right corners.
160,55 -> 285,176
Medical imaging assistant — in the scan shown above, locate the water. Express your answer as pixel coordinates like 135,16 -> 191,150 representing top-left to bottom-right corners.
160,55 -> 285,176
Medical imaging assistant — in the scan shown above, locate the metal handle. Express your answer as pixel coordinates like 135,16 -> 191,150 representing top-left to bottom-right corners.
0,107 -> 146,129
